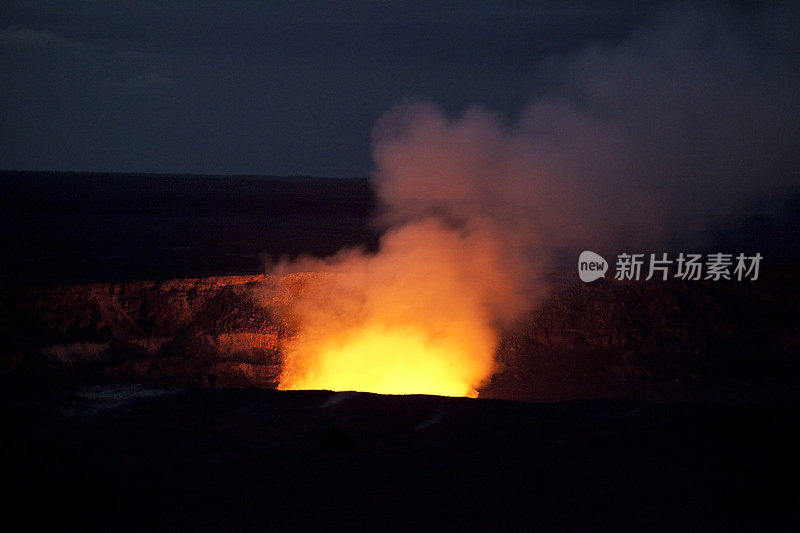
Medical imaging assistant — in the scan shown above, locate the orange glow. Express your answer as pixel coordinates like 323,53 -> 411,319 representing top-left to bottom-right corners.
278,322 -> 484,397
269,219 -> 515,399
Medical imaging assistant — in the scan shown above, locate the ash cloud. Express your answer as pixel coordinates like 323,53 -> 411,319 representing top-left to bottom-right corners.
265,1 -> 800,394
374,1 -> 800,259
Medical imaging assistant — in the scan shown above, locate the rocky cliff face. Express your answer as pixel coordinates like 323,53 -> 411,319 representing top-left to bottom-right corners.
491,268 -> 800,400
1,269 -> 798,400
0,275 -> 287,390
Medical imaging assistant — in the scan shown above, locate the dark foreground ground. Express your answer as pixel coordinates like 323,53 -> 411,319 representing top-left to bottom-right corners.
2,386 -> 798,531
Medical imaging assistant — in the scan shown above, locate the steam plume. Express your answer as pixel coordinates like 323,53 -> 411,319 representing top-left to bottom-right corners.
265,1 -> 800,396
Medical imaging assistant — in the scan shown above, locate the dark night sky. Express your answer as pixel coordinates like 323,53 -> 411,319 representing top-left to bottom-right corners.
1,1 -> 798,178
0,1 -> 671,176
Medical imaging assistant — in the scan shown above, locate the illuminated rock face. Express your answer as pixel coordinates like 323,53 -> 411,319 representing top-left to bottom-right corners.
0,275 -> 286,389
1,269 -> 798,400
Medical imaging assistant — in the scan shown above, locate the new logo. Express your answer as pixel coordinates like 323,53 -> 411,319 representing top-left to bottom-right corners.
578,250 -> 608,282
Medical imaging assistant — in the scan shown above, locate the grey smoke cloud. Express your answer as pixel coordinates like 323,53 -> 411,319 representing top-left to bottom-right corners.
372,1 -> 800,258
266,1 -> 800,395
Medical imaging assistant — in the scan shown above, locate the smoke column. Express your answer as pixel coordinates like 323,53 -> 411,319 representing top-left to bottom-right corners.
266,1 -> 799,396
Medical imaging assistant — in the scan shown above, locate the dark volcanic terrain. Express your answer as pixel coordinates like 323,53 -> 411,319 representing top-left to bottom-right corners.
3,387 -> 798,531
2,171 -> 799,530
0,171 -> 377,284
3,265 -> 798,531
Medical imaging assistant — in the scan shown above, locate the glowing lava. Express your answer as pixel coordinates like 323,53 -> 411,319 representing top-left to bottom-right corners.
266,217 -> 523,398
278,322 -> 488,397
